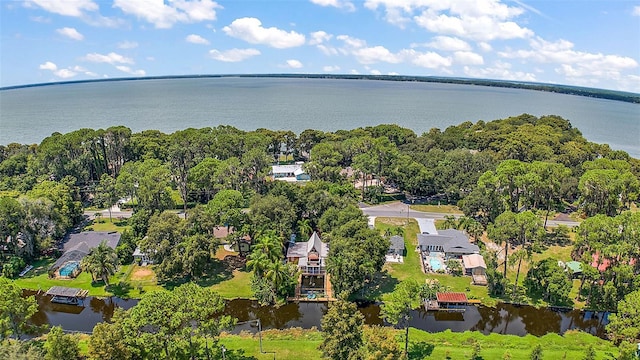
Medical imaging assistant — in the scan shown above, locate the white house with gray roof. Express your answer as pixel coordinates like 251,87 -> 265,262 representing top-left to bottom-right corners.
286,232 -> 328,275
271,163 -> 310,182
417,229 -> 479,259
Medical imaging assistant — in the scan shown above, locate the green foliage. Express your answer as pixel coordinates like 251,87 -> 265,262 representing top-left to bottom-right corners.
0,339 -> 44,359
363,326 -> 402,360
524,258 -> 572,305
44,326 -> 80,360
0,278 -> 38,340
320,298 -> 364,360
529,343 -> 543,360
380,279 -> 422,357
2,256 -> 26,278
115,282 -> 233,359
81,240 -> 119,286
606,289 -> 640,343
446,259 -> 463,276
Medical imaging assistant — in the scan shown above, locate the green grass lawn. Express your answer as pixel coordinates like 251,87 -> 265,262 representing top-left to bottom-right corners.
84,217 -> 131,233
370,217 -> 491,304
213,327 -> 618,360
410,204 -> 463,214
13,258 -> 132,297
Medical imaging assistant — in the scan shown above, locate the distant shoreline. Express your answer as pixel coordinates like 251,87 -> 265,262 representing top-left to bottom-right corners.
2,74 -> 639,104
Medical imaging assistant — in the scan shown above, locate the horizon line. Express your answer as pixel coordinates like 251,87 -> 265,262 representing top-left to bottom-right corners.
1,73 -> 638,102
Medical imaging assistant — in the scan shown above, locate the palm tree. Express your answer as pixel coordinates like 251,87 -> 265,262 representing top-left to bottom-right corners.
81,240 -> 118,286
265,261 -> 290,298
442,215 -> 458,229
246,251 -> 270,278
297,219 -> 313,239
252,231 -> 283,263
467,221 -> 484,242
509,248 -> 531,299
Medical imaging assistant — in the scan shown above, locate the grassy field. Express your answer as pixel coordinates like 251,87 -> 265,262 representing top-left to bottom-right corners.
212,328 -> 618,360
83,217 -> 131,233
410,204 -> 463,214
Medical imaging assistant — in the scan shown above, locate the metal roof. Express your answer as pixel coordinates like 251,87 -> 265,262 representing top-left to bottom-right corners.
436,292 -> 468,303
46,286 -> 88,298
389,235 -> 405,251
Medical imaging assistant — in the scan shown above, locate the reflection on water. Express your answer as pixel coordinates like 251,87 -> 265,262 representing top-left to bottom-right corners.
25,291 -> 609,338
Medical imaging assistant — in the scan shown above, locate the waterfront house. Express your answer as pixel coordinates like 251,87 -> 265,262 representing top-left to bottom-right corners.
417,229 -> 479,259
286,232 -> 331,299
271,163 -> 310,182
49,231 -> 121,278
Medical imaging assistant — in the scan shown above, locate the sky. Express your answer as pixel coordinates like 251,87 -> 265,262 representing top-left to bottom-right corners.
1,0 -> 639,92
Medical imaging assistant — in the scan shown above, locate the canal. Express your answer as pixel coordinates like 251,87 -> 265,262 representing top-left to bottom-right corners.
27,292 -> 610,338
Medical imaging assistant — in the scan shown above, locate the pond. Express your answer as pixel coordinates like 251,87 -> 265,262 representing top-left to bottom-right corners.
26,291 -> 610,338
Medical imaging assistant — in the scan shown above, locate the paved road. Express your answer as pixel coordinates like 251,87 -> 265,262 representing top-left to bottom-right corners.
360,202 -> 580,227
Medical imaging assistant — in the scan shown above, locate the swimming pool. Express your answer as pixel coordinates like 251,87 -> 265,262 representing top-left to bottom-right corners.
59,261 -> 80,277
429,257 -> 444,271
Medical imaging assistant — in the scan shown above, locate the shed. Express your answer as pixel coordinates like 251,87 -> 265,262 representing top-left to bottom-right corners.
388,235 -> 405,256
565,261 -> 583,277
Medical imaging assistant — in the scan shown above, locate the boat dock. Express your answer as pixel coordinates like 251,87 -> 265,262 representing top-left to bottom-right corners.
46,286 -> 88,305
424,292 -> 469,312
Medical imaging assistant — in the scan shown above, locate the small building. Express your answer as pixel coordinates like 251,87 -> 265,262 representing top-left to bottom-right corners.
271,163 -> 310,182
388,235 -> 405,256
417,229 -> 479,259
565,261 -> 583,278
462,254 -> 487,285
133,247 -> 154,265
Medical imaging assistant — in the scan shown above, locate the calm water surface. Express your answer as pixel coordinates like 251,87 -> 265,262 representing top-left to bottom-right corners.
27,293 -> 609,339
1,78 -> 638,157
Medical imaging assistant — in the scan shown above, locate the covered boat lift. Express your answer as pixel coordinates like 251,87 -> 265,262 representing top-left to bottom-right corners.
45,286 -> 88,305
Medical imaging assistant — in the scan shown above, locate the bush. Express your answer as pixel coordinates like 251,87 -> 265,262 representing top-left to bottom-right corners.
2,256 -> 26,278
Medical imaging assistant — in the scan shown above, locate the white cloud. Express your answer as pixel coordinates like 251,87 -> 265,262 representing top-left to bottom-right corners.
116,65 -> 146,76
118,41 -> 139,49
454,51 -> 484,65
83,52 -> 134,64
309,31 -> 332,45
53,69 -> 77,78
39,61 -> 57,71
477,42 -> 492,52
425,36 -> 470,51
186,34 -> 210,45
323,65 -> 340,72
30,16 -> 51,23
499,37 -> 638,81
284,59 -> 303,68
349,69 -> 360,74
633,6 -> 640,16
336,34 -> 367,49
113,0 -> 221,29
464,62 -> 536,82
223,17 -> 305,48
388,71 -> 399,75
402,49 -> 452,69
310,0 -> 355,12
56,27 -> 84,40
370,69 -> 382,75
209,48 -> 261,62
353,46 -> 403,64
317,45 -> 339,56
24,0 -> 98,17
365,0 -> 533,41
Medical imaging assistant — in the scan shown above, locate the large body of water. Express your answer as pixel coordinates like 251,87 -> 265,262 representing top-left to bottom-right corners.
28,293 -> 609,339
1,77 -> 638,157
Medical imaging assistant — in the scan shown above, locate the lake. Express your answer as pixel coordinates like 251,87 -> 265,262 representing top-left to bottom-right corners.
27,292 -> 609,339
1,77 -> 638,158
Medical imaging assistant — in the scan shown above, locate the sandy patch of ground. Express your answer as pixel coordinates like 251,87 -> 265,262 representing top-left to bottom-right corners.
130,267 -> 154,281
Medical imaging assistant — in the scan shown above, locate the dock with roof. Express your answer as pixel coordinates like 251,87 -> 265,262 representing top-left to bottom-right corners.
45,286 -> 89,305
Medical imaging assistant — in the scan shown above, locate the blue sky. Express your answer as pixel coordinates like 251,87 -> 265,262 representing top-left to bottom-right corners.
1,0 -> 639,92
